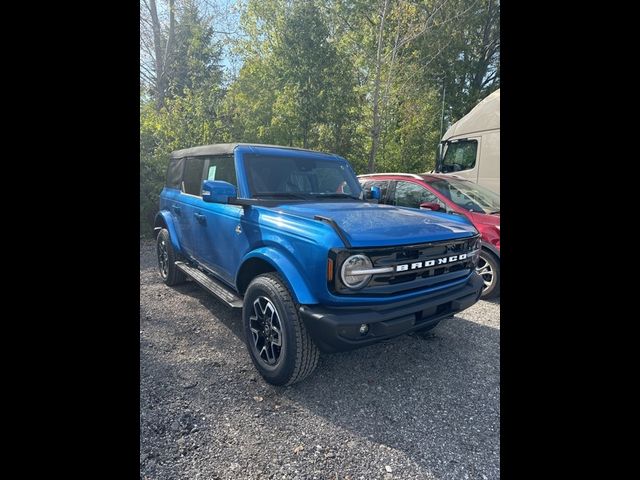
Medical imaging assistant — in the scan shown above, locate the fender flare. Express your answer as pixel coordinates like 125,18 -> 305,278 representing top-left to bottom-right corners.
238,247 -> 318,305
154,210 -> 181,254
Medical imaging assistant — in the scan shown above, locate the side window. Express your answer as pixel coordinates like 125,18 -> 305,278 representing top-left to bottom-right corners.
166,158 -> 184,189
361,180 -> 389,202
204,155 -> 237,187
181,157 -> 206,195
441,140 -> 478,173
391,181 -> 443,209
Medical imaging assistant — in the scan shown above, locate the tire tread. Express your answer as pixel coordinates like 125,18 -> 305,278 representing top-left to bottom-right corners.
248,273 -> 319,385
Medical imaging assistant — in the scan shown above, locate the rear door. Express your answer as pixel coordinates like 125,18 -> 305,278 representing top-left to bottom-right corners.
175,156 -> 207,259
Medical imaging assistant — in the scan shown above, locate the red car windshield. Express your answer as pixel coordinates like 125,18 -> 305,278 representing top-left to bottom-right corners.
427,178 -> 500,214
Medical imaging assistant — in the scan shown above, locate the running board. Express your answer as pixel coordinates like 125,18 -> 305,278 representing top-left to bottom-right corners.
175,261 -> 243,308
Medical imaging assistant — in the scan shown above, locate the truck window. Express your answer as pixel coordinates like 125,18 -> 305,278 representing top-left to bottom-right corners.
181,157 -> 206,195
441,140 -> 478,173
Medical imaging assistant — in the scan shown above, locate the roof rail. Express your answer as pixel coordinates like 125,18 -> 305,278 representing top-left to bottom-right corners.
357,172 -> 424,180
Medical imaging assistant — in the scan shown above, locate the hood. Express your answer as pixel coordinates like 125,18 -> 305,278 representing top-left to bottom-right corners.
271,202 -> 478,247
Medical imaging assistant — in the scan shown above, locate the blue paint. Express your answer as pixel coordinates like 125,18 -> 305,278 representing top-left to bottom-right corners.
158,144 -> 480,309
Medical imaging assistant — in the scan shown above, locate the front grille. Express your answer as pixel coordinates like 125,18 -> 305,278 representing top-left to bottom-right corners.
330,236 -> 480,296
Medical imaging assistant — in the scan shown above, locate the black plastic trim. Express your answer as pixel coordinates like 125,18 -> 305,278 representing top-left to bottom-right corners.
300,272 -> 484,352
313,215 -> 352,248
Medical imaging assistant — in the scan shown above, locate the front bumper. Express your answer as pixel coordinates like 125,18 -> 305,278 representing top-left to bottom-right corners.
299,272 -> 484,352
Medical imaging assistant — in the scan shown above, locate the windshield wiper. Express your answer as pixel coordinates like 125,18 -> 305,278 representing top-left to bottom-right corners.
489,209 -> 500,214
307,192 -> 362,200
253,192 -> 308,200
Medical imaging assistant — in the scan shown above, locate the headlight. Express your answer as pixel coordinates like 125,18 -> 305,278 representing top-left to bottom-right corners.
340,254 -> 373,289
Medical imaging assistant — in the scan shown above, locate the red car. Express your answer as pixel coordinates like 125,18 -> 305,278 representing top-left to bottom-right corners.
359,173 -> 500,299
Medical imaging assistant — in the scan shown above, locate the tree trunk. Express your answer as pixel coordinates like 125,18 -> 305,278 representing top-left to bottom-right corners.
148,0 -> 175,111
470,0 -> 495,102
367,0 -> 391,174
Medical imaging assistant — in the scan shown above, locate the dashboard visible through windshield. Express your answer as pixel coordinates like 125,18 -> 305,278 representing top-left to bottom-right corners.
243,154 -> 363,200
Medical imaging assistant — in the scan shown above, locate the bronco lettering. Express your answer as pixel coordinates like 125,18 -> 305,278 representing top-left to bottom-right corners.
395,253 -> 468,272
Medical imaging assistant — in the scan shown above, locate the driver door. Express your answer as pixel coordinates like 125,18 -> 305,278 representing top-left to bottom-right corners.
193,155 -> 250,285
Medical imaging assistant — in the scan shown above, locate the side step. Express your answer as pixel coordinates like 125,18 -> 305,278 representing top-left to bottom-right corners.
175,261 -> 243,308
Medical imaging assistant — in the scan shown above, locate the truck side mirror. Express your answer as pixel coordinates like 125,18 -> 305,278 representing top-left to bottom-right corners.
420,202 -> 441,211
202,180 -> 237,204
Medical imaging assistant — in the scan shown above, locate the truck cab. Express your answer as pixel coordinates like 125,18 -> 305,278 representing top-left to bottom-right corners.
435,89 -> 500,194
155,144 -> 484,385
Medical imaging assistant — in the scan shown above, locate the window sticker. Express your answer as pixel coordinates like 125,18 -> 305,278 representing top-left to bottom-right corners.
208,165 -> 217,180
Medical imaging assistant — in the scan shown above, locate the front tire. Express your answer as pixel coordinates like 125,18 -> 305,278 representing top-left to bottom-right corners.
243,273 -> 319,386
477,250 -> 500,299
156,228 -> 186,286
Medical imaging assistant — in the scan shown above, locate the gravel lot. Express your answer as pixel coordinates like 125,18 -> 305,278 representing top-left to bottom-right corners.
140,240 -> 500,480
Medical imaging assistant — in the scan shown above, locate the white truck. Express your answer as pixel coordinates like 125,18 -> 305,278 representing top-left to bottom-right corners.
434,88 -> 500,194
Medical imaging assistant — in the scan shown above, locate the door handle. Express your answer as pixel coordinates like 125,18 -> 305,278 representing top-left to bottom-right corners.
172,205 -> 182,215
194,212 -> 206,224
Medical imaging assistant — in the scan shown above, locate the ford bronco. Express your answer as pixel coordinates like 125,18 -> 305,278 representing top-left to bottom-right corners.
155,144 -> 484,385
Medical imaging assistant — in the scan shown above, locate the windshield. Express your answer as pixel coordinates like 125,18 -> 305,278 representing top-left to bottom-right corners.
437,139 -> 478,173
243,154 -> 363,200
427,178 -> 500,214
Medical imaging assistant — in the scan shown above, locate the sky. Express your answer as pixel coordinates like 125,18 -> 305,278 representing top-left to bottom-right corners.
141,0 -> 246,85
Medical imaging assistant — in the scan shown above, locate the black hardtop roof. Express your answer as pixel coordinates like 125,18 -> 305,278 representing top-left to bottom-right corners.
170,143 -> 339,159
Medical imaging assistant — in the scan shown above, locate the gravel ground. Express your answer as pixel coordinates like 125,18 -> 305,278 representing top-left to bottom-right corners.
140,240 -> 500,480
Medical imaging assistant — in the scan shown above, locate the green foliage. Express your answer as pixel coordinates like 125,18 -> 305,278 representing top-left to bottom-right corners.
167,0 -> 223,97
225,0 -> 362,157
140,1 -> 229,235
140,0 -> 499,233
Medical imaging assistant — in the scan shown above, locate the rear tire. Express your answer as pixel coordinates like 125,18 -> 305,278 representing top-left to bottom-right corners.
243,273 -> 319,386
477,250 -> 500,299
156,228 -> 186,286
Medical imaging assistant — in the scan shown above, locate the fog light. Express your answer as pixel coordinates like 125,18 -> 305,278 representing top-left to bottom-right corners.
359,323 -> 369,335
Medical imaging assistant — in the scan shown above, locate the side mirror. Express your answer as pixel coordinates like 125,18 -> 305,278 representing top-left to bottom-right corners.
202,180 -> 237,204
369,185 -> 381,200
420,202 -> 441,211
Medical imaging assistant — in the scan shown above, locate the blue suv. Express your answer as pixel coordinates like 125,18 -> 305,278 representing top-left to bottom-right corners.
155,144 -> 484,385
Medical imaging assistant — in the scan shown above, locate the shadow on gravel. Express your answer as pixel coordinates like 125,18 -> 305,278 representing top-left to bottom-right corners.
149,280 -> 499,477
484,295 -> 500,305
141,242 -> 499,478
173,280 -> 245,339
276,316 -> 500,477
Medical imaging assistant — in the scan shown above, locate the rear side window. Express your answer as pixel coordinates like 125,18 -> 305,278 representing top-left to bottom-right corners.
166,158 -> 185,189
181,157 -> 206,195
204,155 -> 238,187
441,140 -> 478,172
